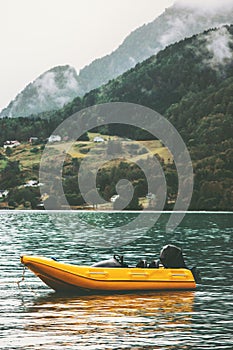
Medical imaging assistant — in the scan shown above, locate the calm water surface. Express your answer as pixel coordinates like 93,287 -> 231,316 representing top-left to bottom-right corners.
0,212 -> 232,349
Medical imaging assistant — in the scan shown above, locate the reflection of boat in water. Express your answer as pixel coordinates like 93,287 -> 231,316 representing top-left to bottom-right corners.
32,291 -> 195,318
21,245 -> 198,294
25,291 -> 195,342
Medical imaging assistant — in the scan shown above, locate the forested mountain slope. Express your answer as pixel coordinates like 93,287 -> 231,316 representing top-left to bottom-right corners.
1,25 -> 233,210
77,1 -> 233,96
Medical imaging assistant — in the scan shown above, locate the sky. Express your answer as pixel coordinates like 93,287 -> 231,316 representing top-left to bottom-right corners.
1,0 -> 232,111
0,0 -> 174,111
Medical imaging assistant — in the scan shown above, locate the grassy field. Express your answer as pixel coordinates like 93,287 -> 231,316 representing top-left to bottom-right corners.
139,140 -> 173,163
1,133 -> 173,177
9,144 -> 43,170
0,159 -> 7,171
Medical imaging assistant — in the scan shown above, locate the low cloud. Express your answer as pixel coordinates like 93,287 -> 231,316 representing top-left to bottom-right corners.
35,72 -> 59,95
34,68 -> 79,107
159,13 -> 197,48
203,27 -> 233,69
7,66 -> 80,117
159,1 -> 233,50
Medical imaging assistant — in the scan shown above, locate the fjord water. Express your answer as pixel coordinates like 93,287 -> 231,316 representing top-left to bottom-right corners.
0,212 -> 232,350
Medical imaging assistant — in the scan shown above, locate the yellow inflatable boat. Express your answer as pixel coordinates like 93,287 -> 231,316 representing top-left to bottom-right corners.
20,253 -> 197,293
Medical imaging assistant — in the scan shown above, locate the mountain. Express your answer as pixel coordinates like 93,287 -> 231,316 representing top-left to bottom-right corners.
51,25 -> 233,210
1,25 -> 233,210
1,1 -> 233,118
77,1 -> 233,95
0,65 -> 80,118
64,25 -> 233,122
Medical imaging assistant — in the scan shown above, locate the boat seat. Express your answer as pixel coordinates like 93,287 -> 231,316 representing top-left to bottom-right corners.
136,259 -> 160,268
148,259 -> 160,268
136,259 -> 148,268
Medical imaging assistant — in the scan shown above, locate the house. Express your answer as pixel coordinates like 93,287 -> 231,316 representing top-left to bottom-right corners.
94,136 -> 104,143
3,140 -> 21,149
110,194 -> 119,203
24,180 -> 43,187
29,137 -> 39,144
146,193 -> 155,200
36,202 -> 45,210
24,180 -> 38,187
0,190 -> 9,199
48,135 -> 61,143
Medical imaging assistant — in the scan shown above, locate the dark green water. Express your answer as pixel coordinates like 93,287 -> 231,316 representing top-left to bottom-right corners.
0,212 -> 232,349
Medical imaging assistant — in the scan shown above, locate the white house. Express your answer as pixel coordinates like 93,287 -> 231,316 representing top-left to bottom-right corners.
0,190 -> 9,198
29,137 -> 39,144
3,140 -> 21,148
48,135 -> 61,143
110,194 -> 119,203
24,180 -> 38,187
94,136 -> 104,143
146,193 -> 156,200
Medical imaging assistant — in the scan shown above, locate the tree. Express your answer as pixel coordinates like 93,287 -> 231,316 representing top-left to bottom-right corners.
77,132 -> 89,141
5,147 -> 13,156
85,189 -> 101,208
8,187 -> 40,209
65,193 -> 85,206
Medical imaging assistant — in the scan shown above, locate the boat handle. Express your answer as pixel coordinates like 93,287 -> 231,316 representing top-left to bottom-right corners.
88,271 -> 108,275
129,272 -> 149,277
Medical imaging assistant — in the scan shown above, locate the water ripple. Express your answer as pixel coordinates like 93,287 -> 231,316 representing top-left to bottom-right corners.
0,212 -> 232,349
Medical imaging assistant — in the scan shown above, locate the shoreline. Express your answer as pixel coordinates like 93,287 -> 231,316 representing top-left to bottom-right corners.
0,210 -> 232,214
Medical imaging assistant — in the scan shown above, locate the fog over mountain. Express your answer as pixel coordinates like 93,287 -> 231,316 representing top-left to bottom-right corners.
77,0 -> 233,93
1,0 -> 233,118
0,66 -> 81,118
203,27 -> 233,69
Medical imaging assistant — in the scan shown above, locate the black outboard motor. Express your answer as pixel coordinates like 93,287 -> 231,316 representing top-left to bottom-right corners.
160,244 -> 186,268
91,255 -> 128,268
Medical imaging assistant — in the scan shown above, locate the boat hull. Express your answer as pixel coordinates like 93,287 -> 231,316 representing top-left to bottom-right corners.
21,256 -> 196,293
